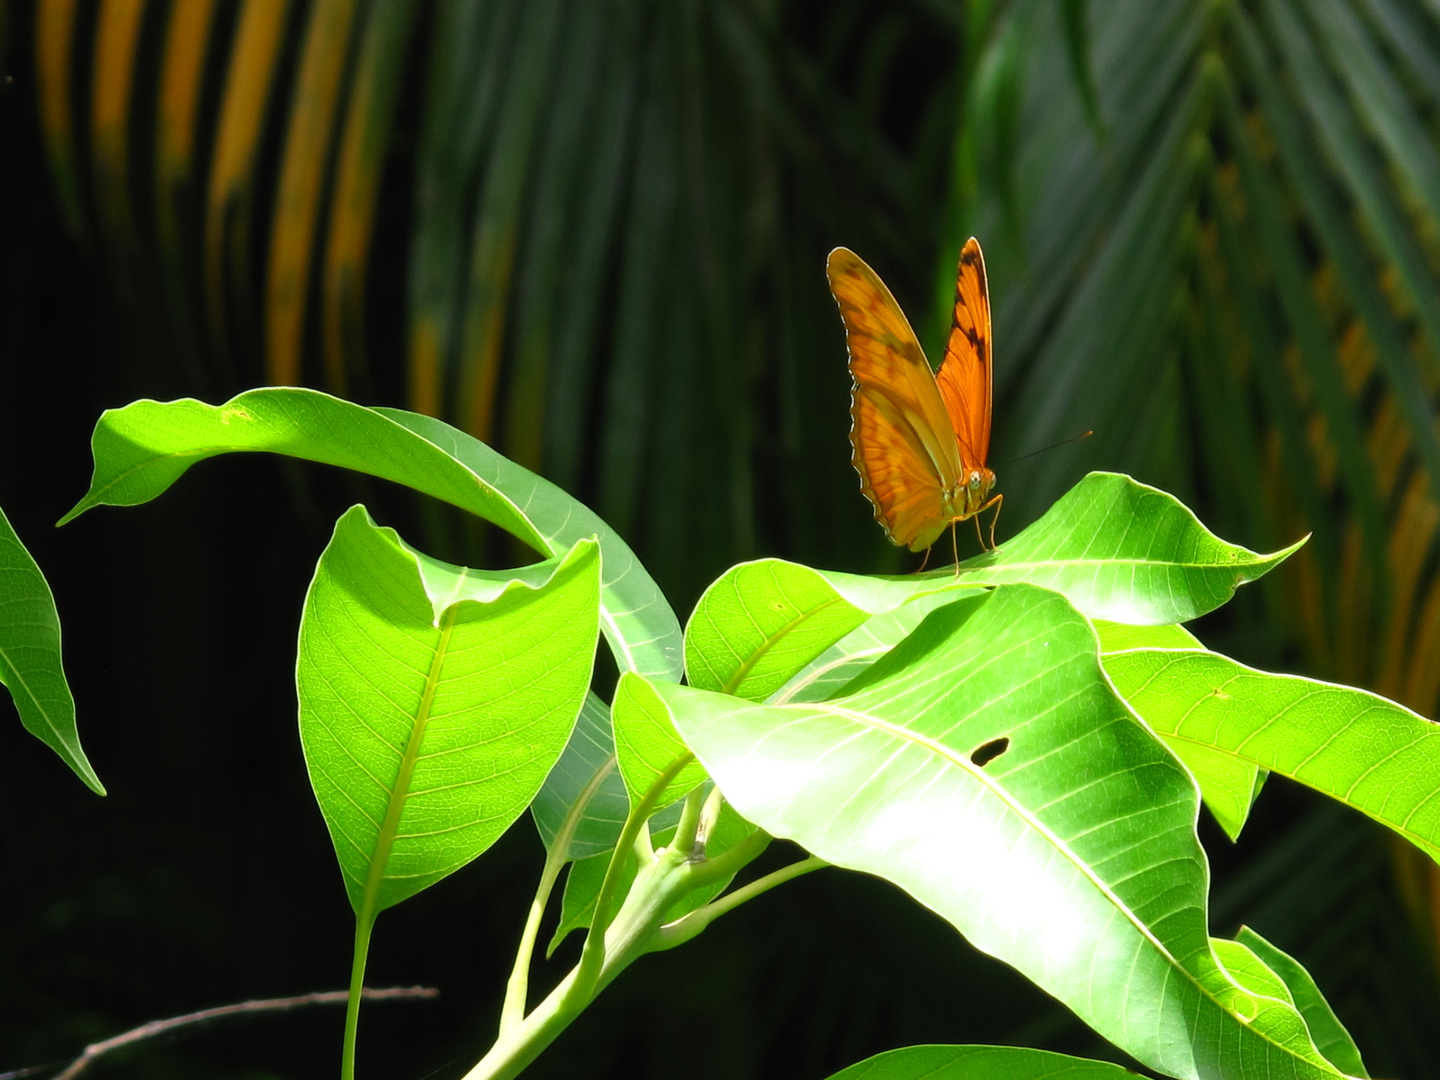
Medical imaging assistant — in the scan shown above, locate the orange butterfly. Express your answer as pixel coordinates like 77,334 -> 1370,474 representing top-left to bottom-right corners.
826,238 -> 1001,561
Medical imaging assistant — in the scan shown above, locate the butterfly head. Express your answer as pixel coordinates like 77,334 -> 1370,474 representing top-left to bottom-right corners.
962,467 -> 997,516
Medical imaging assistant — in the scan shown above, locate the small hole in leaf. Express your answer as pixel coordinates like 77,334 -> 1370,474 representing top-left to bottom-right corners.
970,737 -> 1009,767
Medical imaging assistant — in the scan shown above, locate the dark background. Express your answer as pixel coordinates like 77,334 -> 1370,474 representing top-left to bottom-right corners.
4,2 -> 1440,1078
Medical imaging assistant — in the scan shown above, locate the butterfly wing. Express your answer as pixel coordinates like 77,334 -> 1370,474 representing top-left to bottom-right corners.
826,247 -> 963,551
935,237 -> 993,475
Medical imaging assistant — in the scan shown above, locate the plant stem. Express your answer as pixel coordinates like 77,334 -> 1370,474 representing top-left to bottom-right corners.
462,846 -> 698,1080
340,913 -> 377,1080
498,755 -> 617,1034
498,848 -> 565,1035
656,855 -> 829,950
668,784 -> 706,856
576,752 -> 693,994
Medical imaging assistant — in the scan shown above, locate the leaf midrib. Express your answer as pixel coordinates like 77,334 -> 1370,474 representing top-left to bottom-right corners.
357,606 -> 457,922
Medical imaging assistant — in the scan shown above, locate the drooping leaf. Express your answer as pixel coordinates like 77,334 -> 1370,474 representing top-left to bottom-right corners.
297,505 -> 599,915
653,583 -> 1351,1079
58,387 -> 681,682
0,503 -> 103,794
1235,926 -> 1369,1079
1095,621 -> 1265,840
1102,647 -> 1440,862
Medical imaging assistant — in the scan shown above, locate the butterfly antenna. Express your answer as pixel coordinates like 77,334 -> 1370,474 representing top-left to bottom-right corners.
1003,429 -> 1093,467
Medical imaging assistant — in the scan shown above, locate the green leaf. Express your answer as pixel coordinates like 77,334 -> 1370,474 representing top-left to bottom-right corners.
777,589 -> 973,705
58,388 -> 681,682
297,505 -> 599,915
653,584 -> 1351,1079
822,1043 -> 1140,1079
1102,647 -> 1440,862
1094,621 -> 1264,840
1093,619 -> 1201,652
685,557 -> 985,702
1209,935 -> 1334,1065
612,671 -> 707,813
1235,926 -> 1369,1079
952,473 -> 1304,624
0,503 -> 103,794
546,798 -> 754,958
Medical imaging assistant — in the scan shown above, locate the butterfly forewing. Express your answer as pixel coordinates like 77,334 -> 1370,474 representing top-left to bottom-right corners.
935,237 -> 993,472
826,247 -> 962,551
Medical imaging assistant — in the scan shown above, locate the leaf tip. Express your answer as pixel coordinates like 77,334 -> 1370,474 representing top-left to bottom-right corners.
55,499 -> 90,528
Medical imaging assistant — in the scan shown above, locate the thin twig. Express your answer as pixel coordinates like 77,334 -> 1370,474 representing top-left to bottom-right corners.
1,985 -> 438,1080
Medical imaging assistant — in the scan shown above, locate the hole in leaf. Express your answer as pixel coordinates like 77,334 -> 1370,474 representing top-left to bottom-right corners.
970,737 -> 1009,767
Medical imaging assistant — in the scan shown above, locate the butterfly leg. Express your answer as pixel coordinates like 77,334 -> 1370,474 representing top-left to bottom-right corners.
983,494 -> 1003,550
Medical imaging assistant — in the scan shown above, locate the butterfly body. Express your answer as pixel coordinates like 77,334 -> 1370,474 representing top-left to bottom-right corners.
827,238 -> 1001,555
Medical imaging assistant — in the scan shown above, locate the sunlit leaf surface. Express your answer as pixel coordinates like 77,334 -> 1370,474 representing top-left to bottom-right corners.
952,473 -> 1304,624
297,506 -> 598,914
0,503 -> 102,794
822,1043 -> 1141,1079
1104,647 -> 1440,862
656,584 -> 1351,1078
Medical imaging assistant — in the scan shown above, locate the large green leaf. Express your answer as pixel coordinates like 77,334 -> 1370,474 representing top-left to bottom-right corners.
776,589 -> 973,706
1102,647 -> 1440,862
0,503 -> 103,794
653,584 -> 1352,1079
952,473 -> 1304,624
58,387 -> 681,682
297,505 -> 599,915
822,1044 -> 1140,1080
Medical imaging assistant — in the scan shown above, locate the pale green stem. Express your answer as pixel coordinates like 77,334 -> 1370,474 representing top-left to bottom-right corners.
576,752 -> 694,994
461,845 -> 699,1080
656,855 -> 829,950
459,784 -> 808,1078
696,784 -> 724,846
340,913 -> 376,1080
667,785 -> 706,856
684,825 -> 772,890
497,848 -> 566,1036
498,754 -> 617,1035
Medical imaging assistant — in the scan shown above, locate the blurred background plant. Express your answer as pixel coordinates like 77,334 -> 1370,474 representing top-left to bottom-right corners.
4,0 -> 1440,1076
